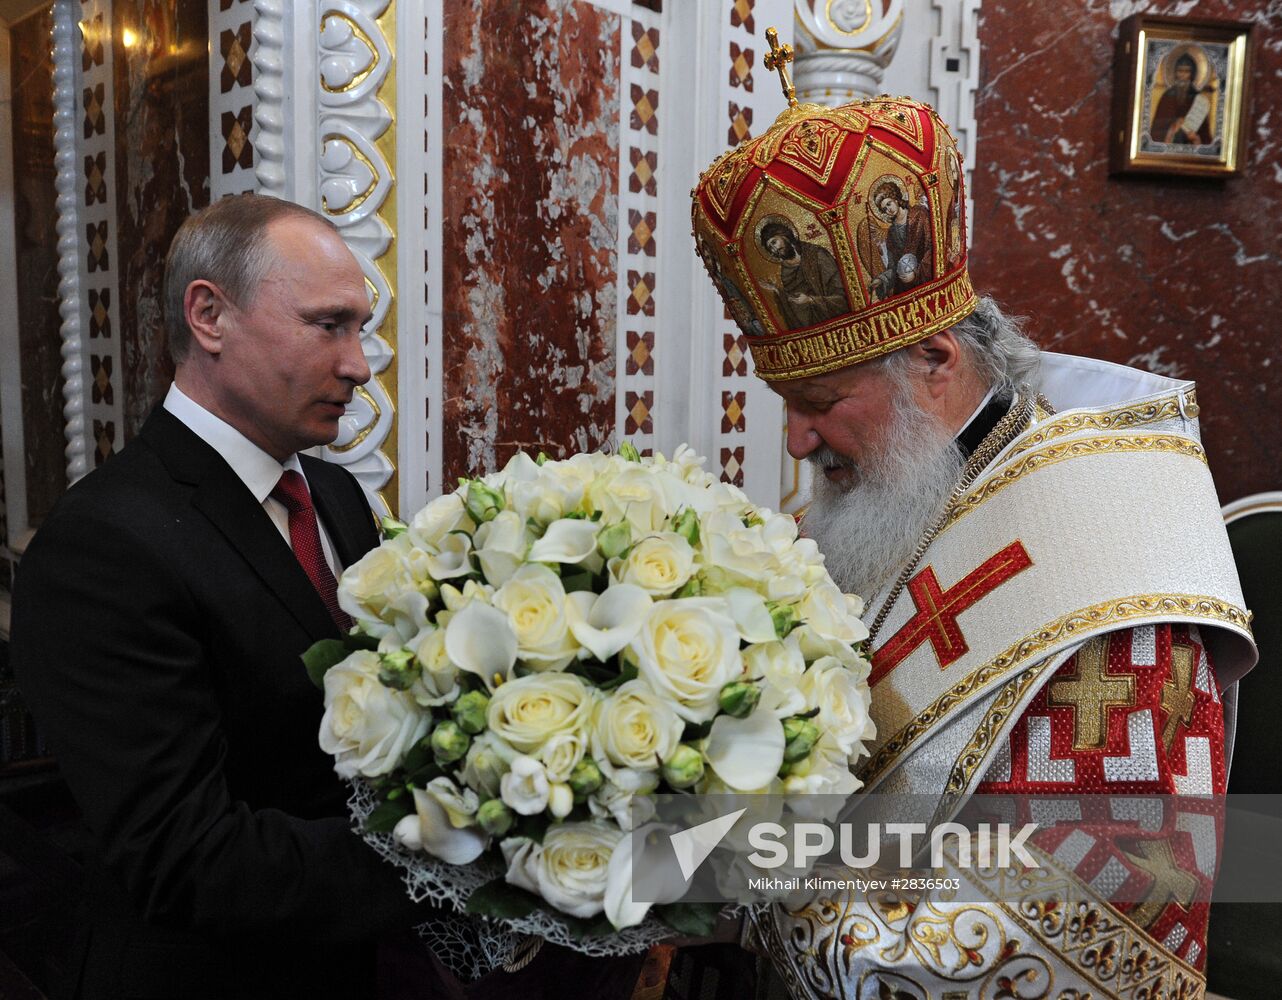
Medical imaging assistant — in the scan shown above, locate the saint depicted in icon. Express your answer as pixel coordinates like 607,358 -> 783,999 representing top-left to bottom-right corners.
1150,47 -> 1216,145
855,176 -> 934,302
697,233 -> 768,337
753,216 -> 851,331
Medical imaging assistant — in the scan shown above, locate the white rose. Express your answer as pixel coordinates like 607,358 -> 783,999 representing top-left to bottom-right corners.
532,823 -> 623,919
473,509 -> 529,586
500,754 -> 551,815
538,731 -> 587,783
492,564 -> 578,671
612,532 -> 696,596
592,679 -> 683,776
588,465 -> 670,533
394,784 -> 487,865
629,598 -> 743,722
486,672 -> 595,753
337,539 -> 415,633
798,658 -> 876,757
408,627 -> 460,707
461,731 -> 518,798
408,492 -> 473,548
319,651 -> 430,778
799,580 -> 869,644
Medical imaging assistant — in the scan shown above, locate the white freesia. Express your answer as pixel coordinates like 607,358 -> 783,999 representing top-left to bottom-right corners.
592,679 -> 683,775
425,530 -> 475,581
701,510 -> 776,586
744,636 -> 808,717
613,532 -> 696,596
589,768 -> 659,830
799,658 -> 876,756
722,587 -> 778,644
486,672 -> 595,753
502,452 -> 588,524
444,599 -> 518,691
548,782 -> 574,818
793,624 -> 870,673
408,626 -> 461,707
439,578 -> 495,612
319,651 -> 430,778
393,785 -> 487,865
630,597 -> 743,722
527,518 -> 601,565
492,564 -> 578,670
799,580 -> 870,644
473,510 -> 528,586
461,731 -> 517,798
782,743 -> 862,819
538,731 -> 587,783
500,754 -> 551,815
566,585 -> 652,662
705,710 -> 786,791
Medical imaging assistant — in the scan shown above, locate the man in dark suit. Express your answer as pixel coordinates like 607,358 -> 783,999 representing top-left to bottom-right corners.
10,194 -> 424,998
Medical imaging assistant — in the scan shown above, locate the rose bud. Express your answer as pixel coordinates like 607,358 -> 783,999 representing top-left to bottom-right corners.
782,716 -> 820,763
661,744 -> 705,789
597,521 -> 632,560
568,758 -> 604,801
766,600 -> 800,639
476,798 -> 515,836
465,480 -> 505,523
451,690 -> 491,735
377,649 -> 418,691
430,720 -> 471,765
718,679 -> 762,719
671,507 -> 701,547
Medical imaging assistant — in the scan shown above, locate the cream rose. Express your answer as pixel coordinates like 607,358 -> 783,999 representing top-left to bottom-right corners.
492,564 -> 578,671
613,532 -> 696,596
629,597 -> 743,722
486,672 -> 595,753
537,730 -> 587,783
337,537 -> 420,633
588,465 -> 670,533
319,651 -> 430,778
408,491 -> 473,548
592,679 -> 683,775
503,823 -> 622,919
798,658 -> 876,757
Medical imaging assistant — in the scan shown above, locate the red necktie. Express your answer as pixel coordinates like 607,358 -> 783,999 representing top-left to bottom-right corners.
271,470 -> 352,631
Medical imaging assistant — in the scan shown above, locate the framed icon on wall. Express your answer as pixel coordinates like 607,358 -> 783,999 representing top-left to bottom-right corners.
1110,15 -> 1254,178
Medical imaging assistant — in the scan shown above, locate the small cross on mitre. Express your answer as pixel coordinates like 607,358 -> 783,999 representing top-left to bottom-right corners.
764,27 -> 798,108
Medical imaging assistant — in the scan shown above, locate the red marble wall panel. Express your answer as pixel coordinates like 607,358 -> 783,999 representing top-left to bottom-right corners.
442,0 -> 620,481
970,0 -> 1281,503
112,0 -> 209,440
10,9 -> 65,529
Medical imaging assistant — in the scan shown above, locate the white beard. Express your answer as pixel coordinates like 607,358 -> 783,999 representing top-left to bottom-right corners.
804,386 -> 965,605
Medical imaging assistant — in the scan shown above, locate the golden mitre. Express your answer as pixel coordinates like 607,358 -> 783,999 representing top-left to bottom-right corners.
691,32 -> 975,381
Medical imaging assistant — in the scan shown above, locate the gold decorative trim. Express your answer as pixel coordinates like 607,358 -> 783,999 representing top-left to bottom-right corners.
864,593 -> 1252,787
1002,392 -> 1197,463
940,434 -> 1208,536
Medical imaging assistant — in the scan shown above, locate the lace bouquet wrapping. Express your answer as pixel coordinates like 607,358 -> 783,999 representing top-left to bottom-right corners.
306,444 -> 875,961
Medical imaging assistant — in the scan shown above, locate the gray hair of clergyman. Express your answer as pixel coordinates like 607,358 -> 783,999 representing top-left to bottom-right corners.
879,295 -> 1042,395
163,193 -> 340,362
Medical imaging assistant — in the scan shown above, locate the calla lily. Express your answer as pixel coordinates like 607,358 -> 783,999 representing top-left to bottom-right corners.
705,710 -> 785,791
723,587 -> 779,644
604,822 -> 690,930
393,787 -> 488,865
444,599 -> 518,691
425,531 -> 474,580
528,518 -> 600,564
568,584 -> 653,661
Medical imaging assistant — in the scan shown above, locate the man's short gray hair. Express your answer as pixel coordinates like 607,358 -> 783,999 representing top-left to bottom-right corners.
163,193 -> 339,362
881,295 -> 1042,394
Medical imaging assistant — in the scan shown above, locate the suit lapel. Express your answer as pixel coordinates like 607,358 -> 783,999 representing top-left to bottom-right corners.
302,454 -> 375,572
142,408 -> 340,643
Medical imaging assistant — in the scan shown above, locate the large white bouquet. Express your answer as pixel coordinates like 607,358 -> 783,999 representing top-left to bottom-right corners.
307,443 -> 874,948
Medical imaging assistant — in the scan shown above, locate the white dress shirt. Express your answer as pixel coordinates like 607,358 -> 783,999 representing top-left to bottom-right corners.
163,383 -> 343,576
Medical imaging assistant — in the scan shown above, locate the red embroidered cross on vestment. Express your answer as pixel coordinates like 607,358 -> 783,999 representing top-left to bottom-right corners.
870,540 -> 1033,686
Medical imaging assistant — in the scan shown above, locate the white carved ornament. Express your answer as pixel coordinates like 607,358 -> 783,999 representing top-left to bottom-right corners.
792,0 -> 906,103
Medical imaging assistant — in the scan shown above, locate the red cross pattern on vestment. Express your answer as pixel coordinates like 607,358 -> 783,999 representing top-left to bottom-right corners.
870,541 -> 1033,686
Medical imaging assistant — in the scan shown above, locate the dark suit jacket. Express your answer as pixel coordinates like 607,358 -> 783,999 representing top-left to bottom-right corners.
11,407 -> 424,999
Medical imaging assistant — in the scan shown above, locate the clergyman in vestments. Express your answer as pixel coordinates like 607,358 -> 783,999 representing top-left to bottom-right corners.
692,94 -> 1256,998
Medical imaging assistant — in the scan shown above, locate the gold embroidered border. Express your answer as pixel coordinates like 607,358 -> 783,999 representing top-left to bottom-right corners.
864,593 -> 1251,787
1002,391 -> 1198,463
961,843 -> 1207,1000
939,434 -> 1207,537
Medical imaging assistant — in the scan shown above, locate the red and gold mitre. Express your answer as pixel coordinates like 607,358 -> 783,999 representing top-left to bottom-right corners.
691,95 -> 975,381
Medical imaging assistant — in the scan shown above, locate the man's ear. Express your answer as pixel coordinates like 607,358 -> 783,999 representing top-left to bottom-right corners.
183,280 -> 232,358
914,330 -> 963,400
